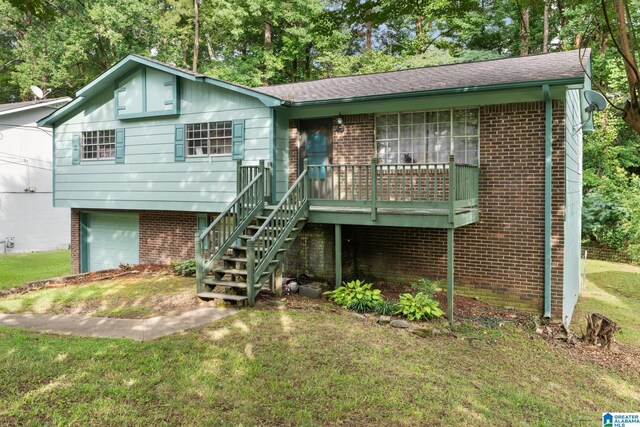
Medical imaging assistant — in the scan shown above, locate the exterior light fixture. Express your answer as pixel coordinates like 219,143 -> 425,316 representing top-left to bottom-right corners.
336,114 -> 345,132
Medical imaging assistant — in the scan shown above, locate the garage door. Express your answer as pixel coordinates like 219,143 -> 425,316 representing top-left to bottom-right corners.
85,212 -> 139,271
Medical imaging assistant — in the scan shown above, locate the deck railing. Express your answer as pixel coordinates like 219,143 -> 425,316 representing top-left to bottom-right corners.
238,161 -> 271,203
195,160 -> 267,292
307,156 -> 478,215
246,168 -> 309,303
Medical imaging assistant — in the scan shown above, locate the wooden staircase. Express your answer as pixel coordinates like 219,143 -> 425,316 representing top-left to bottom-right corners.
195,160 -> 309,306
196,207 -> 307,304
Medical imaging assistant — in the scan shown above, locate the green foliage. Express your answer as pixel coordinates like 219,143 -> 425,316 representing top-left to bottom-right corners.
410,278 -> 441,298
171,259 -> 196,277
324,279 -> 383,312
372,300 -> 398,316
396,293 -> 444,321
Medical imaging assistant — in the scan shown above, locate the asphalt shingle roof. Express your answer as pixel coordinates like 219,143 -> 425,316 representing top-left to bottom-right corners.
253,49 -> 589,103
0,97 -> 71,114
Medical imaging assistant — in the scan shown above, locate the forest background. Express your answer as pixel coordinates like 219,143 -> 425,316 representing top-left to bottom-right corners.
1,0 -> 638,260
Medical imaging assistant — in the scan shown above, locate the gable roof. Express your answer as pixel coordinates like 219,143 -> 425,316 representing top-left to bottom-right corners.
0,97 -> 71,117
39,54 -> 284,127
254,49 -> 590,104
40,49 -> 590,127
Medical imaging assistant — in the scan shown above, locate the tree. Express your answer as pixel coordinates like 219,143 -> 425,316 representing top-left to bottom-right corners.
599,0 -> 640,134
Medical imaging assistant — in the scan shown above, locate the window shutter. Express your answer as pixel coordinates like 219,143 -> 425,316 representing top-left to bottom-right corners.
197,214 -> 209,249
72,134 -> 81,165
232,119 -> 245,160
175,124 -> 185,161
115,129 -> 125,164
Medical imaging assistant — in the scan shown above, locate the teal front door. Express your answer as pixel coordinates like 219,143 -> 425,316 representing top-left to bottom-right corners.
299,119 -> 332,179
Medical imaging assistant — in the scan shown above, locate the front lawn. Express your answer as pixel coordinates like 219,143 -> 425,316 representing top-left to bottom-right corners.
0,307 -> 638,426
572,259 -> 640,347
0,273 -> 200,318
0,250 -> 71,290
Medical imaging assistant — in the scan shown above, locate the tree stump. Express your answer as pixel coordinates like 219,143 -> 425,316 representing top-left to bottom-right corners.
584,313 -> 620,350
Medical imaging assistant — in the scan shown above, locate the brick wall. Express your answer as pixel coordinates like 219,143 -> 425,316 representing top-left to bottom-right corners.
286,102 -> 567,315
138,210 -> 199,264
69,208 -> 202,273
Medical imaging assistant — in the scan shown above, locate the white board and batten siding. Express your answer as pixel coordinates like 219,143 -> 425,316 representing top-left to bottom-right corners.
563,89 -> 583,327
54,69 -> 273,213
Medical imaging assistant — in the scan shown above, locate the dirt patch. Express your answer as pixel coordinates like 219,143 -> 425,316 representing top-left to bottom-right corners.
0,264 -> 171,298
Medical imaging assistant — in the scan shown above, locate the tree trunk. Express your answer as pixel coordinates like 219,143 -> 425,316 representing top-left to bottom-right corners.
205,33 -> 214,60
543,1 -> 550,52
520,5 -> 530,56
365,20 -> 373,50
585,313 -> 620,350
263,20 -> 272,86
192,0 -> 199,73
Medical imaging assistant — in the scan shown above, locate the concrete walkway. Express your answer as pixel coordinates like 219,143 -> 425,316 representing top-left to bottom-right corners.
0,307 -> 239,342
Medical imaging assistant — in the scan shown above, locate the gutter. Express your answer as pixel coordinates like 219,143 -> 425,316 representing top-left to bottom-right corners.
285,77 -> 584,107
543,84 -> 552,318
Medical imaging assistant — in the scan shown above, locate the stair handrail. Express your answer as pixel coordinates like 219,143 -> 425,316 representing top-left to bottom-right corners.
195,164 -> 265,292
246,168 -> 309,303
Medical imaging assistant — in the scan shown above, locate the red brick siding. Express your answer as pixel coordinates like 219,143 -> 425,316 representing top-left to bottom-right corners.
289,115 -> 376,184
288,102 -> 567,315
70,208 -> 80,273
69,209 -> 204,273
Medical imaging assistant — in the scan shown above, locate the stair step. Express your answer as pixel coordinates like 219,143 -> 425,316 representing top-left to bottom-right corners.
239,234 -> 297,241
196,292 -> 248,301
223,256 -> 248,263
232,240 -> 292,251
203,278 -> 248,288
213,268 -> 248,276
246,225 -> 305,233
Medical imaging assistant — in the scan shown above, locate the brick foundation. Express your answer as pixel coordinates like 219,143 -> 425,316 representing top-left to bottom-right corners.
286,103 -> 567,315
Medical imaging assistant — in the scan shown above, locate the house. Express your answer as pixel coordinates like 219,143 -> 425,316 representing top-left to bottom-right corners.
0,97 -> 71,253
38,50 -> 592,326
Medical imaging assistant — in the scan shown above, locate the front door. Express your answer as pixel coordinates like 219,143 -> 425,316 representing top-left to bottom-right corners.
299,119 -> 332,179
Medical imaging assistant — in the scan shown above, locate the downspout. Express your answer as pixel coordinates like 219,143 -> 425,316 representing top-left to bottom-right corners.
543,84 -> 552,318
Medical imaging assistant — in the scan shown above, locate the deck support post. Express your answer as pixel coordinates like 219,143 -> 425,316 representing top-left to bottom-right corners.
195,232 -> 204,293
370,157 -> 378,221
335,224 -> 342,289
447,228 -> 455,324
246,240 -> 256,306
273,267 -> 283,297
236,160 -> 242,194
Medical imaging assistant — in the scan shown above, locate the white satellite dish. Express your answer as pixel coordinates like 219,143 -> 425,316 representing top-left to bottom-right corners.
584,89 -> 607,113
30,86 -> 44,99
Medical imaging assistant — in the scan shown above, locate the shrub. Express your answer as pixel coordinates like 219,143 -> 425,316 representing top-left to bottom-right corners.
324,279 -> 383,312
172,259 -> 196,277
410,278 -> 441,298
373,300 -> 398,316
396,292 -> 444,321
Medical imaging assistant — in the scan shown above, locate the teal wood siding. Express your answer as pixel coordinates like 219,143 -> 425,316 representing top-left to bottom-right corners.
54,72 -> 272,212
274,110 -> 290,200
563,89 -> 583,326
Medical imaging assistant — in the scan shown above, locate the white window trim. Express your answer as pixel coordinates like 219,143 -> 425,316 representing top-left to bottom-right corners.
186,121 -> 233,158
373,107 -> 480,166
81,130 -> 116,161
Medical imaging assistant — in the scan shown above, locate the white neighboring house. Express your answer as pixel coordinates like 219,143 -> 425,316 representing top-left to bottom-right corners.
0,97 -> 71,253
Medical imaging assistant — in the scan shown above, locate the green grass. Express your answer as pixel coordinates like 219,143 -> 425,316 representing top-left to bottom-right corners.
572,259 -> 640,347
0,308 -> 637,426
0,250 -> 71,290
0,274 -> 195,318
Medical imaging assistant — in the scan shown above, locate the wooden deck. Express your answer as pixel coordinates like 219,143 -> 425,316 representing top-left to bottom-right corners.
307,204 -> 479,228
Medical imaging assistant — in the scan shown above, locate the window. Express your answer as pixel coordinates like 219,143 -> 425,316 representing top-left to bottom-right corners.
81,130 -> 115,160
186,121 -> 232,156
375,108 -> 479,165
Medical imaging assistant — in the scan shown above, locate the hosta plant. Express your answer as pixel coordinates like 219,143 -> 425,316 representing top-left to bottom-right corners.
396,292 -> 444,321
324,279 -> 383,312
